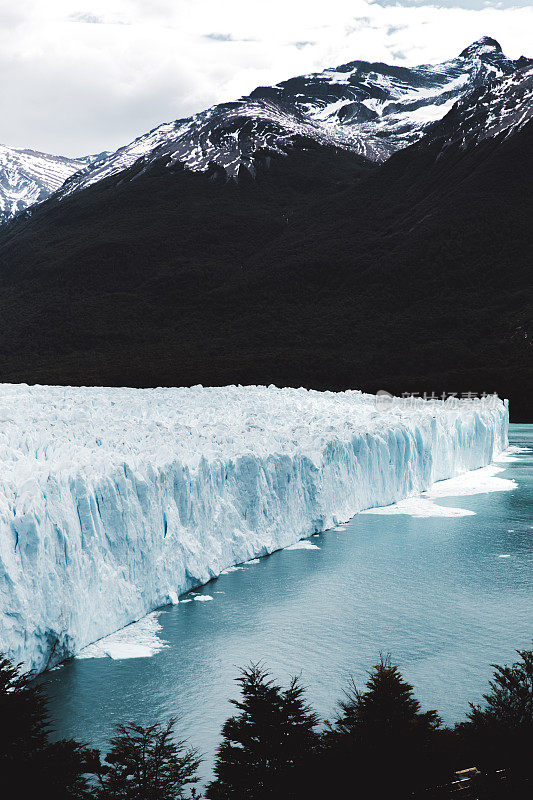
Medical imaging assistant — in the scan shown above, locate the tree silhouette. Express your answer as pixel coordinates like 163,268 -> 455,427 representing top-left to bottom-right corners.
456,646 -> 533,789
467,647 -> 533,729
326,654 -> 444,798
335,654 -> 441,736
95,718 -> 200,800
0,655 -> 97,799
206,664 -> 319,800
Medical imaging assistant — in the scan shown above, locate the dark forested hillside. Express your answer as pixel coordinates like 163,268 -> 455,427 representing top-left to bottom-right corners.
0,120 -> 530,419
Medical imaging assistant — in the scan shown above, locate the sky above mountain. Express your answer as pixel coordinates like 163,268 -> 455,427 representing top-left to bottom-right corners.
1,0 -> 531,157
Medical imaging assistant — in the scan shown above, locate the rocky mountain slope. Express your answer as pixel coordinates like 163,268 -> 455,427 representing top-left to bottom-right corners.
422,61 -> 533,151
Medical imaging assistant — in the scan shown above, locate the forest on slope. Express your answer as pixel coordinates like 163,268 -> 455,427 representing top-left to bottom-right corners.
0,120 -> 530,419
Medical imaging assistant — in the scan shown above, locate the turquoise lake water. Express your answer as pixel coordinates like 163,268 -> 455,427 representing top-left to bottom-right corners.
39,424 -> 533,780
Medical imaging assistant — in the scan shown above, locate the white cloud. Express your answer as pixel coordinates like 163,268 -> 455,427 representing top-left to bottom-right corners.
0,0 -> 531,156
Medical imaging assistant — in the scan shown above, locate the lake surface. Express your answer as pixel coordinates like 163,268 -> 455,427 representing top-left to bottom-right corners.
39,424 -> 532,780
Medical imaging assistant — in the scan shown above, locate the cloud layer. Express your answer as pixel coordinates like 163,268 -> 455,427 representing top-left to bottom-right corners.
1,0 -> 531,156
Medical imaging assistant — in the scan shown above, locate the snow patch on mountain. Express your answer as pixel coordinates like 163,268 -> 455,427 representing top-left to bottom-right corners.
0,384 -> 507,674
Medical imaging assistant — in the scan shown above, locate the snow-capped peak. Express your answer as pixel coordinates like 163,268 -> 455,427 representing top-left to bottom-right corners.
0,146 -> 104,224
459,36 -> 503,59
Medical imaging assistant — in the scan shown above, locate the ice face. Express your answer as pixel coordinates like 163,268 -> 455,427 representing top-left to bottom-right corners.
0,384 -> 508,673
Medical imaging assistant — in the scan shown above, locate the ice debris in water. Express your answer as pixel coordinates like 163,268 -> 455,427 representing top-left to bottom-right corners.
0,383 -> 508,672
286,540 -> 321,550
362,498 -> 475,518
424,464 -> 516,498
77,612 -> 168,660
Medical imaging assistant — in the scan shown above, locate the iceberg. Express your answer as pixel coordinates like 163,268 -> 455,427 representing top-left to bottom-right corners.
0,384 -> 507,673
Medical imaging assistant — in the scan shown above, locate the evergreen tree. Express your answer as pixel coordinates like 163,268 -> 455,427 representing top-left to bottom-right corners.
467,647 -> 533,729
95,718 -> 200,800
456,647 -> 533,788
0,655 -> 98,800
325,655 -> 445,798
335,654 -> 441,738
206,664 -> 319,800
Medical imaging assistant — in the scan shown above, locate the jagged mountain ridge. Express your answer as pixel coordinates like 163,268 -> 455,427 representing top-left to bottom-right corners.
0,146 -> 108,224
57,36 -> 531,195
2,37 -> 528,218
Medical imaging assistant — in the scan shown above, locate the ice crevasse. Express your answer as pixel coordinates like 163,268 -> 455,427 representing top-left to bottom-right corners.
0,384 -> 508,673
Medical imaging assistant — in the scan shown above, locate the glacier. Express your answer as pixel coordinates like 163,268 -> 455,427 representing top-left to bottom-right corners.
0,384 -> 508,674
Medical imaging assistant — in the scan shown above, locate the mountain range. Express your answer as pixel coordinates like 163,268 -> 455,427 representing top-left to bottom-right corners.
56,35 -> 525,189
0,37 -> 531,418
2,36 -> 528,219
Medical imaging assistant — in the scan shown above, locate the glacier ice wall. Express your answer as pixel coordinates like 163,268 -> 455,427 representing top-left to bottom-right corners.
0,384 -> 508,673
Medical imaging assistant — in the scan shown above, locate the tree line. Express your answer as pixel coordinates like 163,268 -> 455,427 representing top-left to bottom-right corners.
1,646 -> 531,800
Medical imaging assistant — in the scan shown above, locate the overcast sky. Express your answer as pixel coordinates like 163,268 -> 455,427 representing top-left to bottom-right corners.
1,0 -> 531,157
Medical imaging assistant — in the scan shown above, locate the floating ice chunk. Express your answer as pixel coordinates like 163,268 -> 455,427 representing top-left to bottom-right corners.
77,612 -> 168,660
246,559 -> 260,565
498,554 -> 511,558
493,445 -> 529,462
424,465 -> 516,498
286,540 -> 320,550
193,595 -> 213,601
361,498 -> 474,517
363,458 -> 516,517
